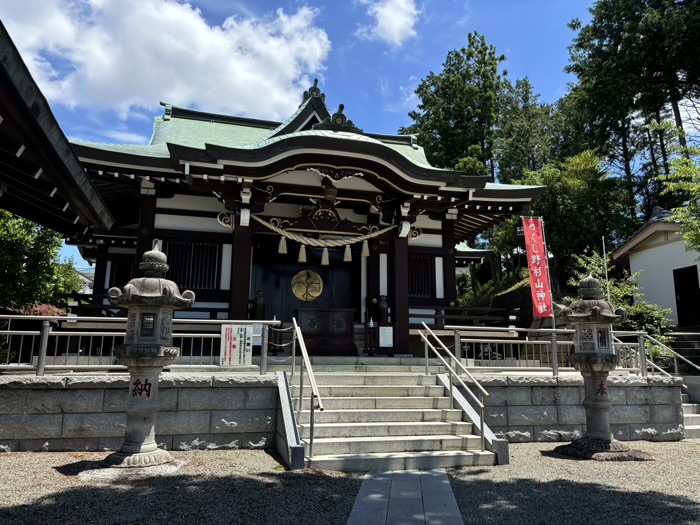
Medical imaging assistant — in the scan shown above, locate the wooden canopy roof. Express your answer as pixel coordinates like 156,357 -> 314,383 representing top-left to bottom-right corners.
0,23 -> 113,238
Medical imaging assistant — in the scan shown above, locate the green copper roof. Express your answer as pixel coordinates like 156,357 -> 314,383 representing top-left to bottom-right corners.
384,142 -> 432,168
150,116 -> 273,149
71,139 -> 171,158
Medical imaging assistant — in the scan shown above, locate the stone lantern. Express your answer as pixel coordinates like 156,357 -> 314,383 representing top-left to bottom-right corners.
103,242 -> 195,467
554,276 -> 652,460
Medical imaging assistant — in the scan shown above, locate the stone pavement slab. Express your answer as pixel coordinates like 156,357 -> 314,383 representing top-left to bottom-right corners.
346,469 -> 464,525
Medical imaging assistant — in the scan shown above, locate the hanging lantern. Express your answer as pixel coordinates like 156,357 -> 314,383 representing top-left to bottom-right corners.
298,244 -> 307,263
321,247 -> 330,266
278,236 -> 288,255
343,244 -> 352,262
361,240 -> 370,258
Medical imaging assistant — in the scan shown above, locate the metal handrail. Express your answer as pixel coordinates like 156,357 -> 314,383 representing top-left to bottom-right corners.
645,333 -> 700,374
418,330 -> 486,452
444,324 -> 575,335
291,317 -> 323,461
0,314 -> 281,325
421,322 -> 489,398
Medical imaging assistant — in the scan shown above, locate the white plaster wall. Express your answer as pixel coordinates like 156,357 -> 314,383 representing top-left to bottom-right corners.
156,194 -> 225,212
630,238 -> 700,324
409,233 -> 442,248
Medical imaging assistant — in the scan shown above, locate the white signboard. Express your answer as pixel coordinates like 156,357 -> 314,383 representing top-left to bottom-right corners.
379,326 -> 393,348
220,324 -> 253,366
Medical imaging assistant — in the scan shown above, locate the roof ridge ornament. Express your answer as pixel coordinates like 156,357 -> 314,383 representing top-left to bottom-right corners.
302,78 -> 325,104
313,103 -> 364,134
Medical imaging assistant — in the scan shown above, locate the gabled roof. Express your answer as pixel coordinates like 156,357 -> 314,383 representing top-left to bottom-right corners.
612,208 -> 682,259
71,80 -> 447,185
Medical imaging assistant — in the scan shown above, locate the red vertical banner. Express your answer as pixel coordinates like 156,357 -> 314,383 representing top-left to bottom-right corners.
522,217 -> 553,319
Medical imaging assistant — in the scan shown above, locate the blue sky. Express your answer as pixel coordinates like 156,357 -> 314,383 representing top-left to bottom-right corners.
0,0 -> 593,265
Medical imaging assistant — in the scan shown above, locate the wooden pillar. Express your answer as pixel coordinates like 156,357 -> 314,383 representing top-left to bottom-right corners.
136,193 -> 156,261
392,236 -> 409,352
92,243 -> 109,296
366,241 -> 381,322
443,220 -> 457,305
228,217 -> 252,320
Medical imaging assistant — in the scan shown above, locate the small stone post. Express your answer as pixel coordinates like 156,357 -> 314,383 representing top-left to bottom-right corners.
103,242 -> 195,467
554,276 -> 652,461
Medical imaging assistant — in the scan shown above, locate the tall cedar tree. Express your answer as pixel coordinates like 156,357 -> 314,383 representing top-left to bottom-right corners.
495,77 -> 553,183
400,32 -> 505,179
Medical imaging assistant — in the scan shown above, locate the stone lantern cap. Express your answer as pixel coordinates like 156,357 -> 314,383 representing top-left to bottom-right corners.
108,242 -> 195,309
564,275 -> 626,324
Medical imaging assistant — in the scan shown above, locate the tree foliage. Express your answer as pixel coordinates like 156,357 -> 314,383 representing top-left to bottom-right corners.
401,32 -> 505,176
495,77 -> 553,183
566,251 -> 672,337
522,151 -> 635,287
0,210 -> 82,308
659,141 -> 700,251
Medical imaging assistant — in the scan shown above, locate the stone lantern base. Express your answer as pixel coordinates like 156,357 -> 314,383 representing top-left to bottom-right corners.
554,437 -> 654,461
103,354 -> 177,468
103,446 -> 174,468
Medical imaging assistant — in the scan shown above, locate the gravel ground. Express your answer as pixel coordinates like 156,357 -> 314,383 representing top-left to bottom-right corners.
0,450 -> 363,525
450,440 -> 700,525
2,442 -> 699,525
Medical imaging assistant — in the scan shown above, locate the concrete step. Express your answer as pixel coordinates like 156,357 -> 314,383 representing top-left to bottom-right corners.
298,396 -> 453,410
682,403 -> 700,415
296,408 -> 463,424
289,373 -> 437,386
306,449 -> 496,471
268,365 -> 449,373
685,425 -> 700,439
291,385 -> 446,398
684,414 -> 700,426
298,421 -> 474,439
304,434 -> 481,456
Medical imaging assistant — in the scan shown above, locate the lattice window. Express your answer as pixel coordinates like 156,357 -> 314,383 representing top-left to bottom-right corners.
408,255 -> 435,299
163,240 -> 221,290
581,328 -> 594,341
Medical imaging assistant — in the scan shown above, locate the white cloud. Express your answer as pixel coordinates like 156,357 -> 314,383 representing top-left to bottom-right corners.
355,0 -> 420,48
0,0 -> 331,121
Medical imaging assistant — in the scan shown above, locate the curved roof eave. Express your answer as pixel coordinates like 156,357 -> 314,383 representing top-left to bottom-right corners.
167,133 -> 490,191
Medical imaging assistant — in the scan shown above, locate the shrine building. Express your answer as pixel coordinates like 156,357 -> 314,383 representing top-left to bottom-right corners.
0,23 -> 542,354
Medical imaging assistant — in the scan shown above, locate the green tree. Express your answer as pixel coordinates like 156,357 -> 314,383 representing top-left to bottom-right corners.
659,141 -> 700,251
0,210 -> 82,308
565,0 -> 700,227
566,251 -> 672,337
522,151 -> 634,290
495,77 -> 553,183
401,32 -> 505,177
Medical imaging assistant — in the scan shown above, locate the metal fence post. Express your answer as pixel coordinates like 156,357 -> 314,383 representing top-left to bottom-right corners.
260,325 -> 269,376
424,335 -> 429,375
454,330 -> 462,361
291,327 -> 297,378
638,335 -> 648,378
550,332 -> 559,377
36,321 -> 50,377
480,392 -> 485,452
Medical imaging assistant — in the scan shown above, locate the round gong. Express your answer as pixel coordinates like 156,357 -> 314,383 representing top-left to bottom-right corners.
291,270 -> 324,302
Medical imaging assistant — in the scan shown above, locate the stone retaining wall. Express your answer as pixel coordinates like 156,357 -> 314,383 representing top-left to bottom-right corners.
464,375 -> 685,443
0,375 -> 278,452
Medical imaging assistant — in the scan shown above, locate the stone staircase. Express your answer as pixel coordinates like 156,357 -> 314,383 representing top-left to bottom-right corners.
290,372 -> 495,471
682,393 -> 700,439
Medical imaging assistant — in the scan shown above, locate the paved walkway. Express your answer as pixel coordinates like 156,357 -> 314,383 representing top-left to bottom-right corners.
346,469 -> 464,525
